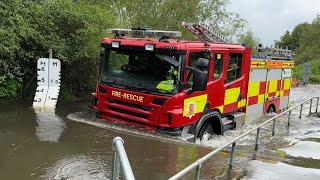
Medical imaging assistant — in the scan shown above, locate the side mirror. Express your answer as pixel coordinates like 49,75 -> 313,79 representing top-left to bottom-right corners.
192,58 -> 209,92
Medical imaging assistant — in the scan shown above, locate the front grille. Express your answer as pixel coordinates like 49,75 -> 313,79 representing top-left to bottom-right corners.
108,106 -> 148,119
104,98 -> 156,125
108,99 -> 152,111
111,115 -> 146,126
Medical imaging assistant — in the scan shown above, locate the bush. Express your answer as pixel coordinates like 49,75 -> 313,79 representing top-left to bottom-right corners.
0,0 -> 116,99
0,0 -> 245,100
293,59 -> 320,83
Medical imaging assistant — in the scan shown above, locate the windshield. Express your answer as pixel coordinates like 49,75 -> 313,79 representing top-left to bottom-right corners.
100,48 -> 183,95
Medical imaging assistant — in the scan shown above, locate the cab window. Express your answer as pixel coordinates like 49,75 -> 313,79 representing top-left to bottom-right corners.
187,52 -> 203,87
214,53 -> 223,80
226,53 -> 242,83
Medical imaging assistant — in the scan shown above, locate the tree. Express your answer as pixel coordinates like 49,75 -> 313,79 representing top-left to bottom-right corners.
111,0 -> 246,39
0,0 -> 247,99
0,0 -> 117,99
277,15 -> 320,83
294,15 -> 320,64
237,30 -> 260,54
198,0 -> 246,39
275,30 -> 294,49
275,23 -> 309,50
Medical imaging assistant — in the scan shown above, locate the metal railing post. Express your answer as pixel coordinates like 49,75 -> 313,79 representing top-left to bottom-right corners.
228,142 -> 236,170
299,104 -> 303,119
316,97 -> 319,113
272,119 -> 276,136
255,128 -> 260,151
195,163 -> 201,180
287,110 -> 291,128
309,98 -> 313,116
112,141 -> 121,180
112,137 -> 135,180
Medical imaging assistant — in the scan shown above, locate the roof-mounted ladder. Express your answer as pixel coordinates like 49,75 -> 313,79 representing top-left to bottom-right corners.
182,22 -> 230,43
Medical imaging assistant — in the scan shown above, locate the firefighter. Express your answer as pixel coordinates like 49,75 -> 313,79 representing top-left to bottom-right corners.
156,66 -> 178,92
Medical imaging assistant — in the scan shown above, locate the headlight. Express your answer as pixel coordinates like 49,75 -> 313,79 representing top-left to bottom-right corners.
145,44 -> 155,51
111,41 -> 120,48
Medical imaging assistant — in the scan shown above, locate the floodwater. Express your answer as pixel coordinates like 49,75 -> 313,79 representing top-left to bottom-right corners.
0,100 -> 211,179
0,85 -> 320,179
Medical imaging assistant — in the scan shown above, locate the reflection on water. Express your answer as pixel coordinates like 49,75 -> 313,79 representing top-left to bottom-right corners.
34,108 -> 66,142
44,155 -> 109,180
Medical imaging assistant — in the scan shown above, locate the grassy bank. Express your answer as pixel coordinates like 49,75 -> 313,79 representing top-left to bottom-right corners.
293,60 -> 320,83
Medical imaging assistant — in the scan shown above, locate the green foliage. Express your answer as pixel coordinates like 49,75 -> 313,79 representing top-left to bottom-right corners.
112,0 -> 246,39
277,15 -> 320,83
0,0 -> 116,99
0,0 -> 245,100
276,15 -> 320,65
0,79 -> 21,98
293,60 -> 320,83
198,0 -> 246,38
275,23 -> 310,51
237,30 -> 260,55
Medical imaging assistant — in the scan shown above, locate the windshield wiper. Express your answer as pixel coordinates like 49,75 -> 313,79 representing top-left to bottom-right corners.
156,54 -> 179,67
102,77 -> 127,88
163,56 -> 179,66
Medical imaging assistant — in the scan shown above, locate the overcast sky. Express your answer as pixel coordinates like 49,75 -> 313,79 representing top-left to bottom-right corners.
228,0 -> 320,46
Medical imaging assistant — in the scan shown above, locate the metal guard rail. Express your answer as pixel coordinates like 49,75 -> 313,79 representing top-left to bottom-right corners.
112,137 -> 135,180
169,96 -> 320,180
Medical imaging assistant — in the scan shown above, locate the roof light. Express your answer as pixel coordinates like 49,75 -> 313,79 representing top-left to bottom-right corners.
145,44 -> 155,51
108,29 -> 182,39
111,41 -> 120,48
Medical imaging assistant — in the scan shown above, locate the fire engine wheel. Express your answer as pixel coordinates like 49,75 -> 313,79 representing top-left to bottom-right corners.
95,111 -> 101,119
198,123 -> 214,142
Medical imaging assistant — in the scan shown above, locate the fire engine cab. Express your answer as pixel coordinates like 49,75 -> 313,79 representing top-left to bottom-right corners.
92,23 -> 294,142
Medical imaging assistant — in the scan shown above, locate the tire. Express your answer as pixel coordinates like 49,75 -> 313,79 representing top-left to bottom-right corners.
198,123 -> 214,142
95,111 -> 101,119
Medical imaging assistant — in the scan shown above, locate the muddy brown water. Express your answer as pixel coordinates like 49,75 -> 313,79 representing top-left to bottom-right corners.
0,100 -> 213,179
1,85 -> 320,179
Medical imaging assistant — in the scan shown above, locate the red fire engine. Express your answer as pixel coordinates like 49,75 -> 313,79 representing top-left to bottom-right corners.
92,23 -> 294,141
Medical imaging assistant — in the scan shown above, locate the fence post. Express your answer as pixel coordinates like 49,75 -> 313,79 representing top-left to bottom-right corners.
309,98 -> 313,116
255,128 -> 260,151
287,110 -> 291,128
299,104 -> 303,119
316,97 -> 319,113
195,163 -> 201,180
112,143 -> 120,180
272,119 -> 276,136
229,142 -> 236,170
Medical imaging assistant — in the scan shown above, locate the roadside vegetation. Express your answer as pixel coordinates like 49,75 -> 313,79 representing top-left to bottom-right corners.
275,15 -> 320,83
0,0 -> 245,100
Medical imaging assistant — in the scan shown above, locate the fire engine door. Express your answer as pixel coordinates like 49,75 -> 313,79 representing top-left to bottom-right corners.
222,52 -> 246,113
182,49 -> 209,119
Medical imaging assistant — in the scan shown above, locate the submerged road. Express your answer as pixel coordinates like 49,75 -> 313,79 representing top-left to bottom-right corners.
0,85 -> 319,179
